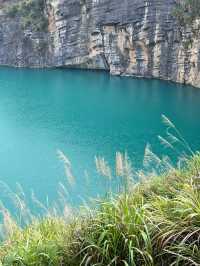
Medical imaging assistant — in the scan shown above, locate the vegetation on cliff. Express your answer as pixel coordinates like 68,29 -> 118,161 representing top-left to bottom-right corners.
5,0 -> 48,32
173,0 -> 200,26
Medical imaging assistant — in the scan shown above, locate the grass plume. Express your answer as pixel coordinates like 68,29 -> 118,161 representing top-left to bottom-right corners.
0,116 -> 199,265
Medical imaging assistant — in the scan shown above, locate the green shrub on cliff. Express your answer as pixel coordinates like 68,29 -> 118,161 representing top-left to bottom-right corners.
6,0 -> 48,32
173,0 -> 200,26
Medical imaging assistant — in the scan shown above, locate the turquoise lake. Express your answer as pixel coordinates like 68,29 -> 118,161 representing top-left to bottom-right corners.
0,67 -> 200,207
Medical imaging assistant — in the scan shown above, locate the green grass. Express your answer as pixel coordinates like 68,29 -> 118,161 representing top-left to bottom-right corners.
0,153 -> 200,265
0,116 -> 199,265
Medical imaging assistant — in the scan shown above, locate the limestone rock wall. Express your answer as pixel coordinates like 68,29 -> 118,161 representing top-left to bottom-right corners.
0,0 -> 200,87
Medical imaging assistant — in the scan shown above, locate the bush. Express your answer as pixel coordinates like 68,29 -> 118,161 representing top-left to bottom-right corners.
173,0 -> 200,27
6,0 -> 48,32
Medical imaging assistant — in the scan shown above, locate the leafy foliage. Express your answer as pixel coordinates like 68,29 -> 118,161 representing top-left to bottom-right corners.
6,0 -> 48,32
173,0 -> 200,27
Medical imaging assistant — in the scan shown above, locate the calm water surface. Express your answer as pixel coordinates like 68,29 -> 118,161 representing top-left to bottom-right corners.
0,67 -> 199,206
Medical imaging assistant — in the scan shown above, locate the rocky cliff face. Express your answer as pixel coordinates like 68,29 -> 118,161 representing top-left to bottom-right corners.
0,0 -> 200,87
